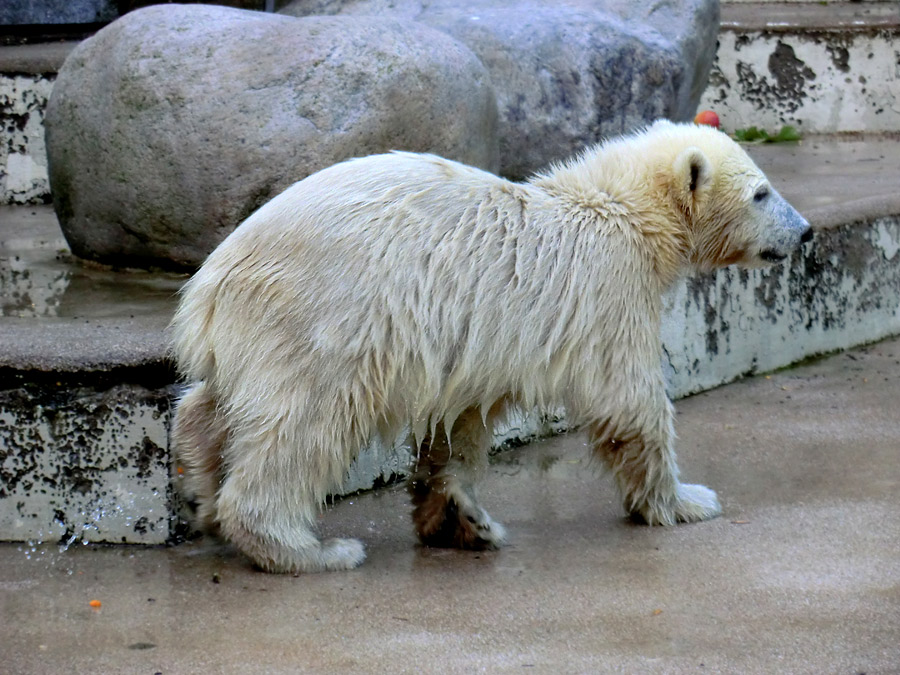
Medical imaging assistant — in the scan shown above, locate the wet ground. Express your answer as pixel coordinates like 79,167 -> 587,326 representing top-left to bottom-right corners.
0,205 -> 184,371
2,337 -> 898,674
0,206 -> 183,322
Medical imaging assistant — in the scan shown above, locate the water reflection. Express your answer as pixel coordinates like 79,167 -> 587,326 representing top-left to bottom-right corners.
0,214 -> 186,319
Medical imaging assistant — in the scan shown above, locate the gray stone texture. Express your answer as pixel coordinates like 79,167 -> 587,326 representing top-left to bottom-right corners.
281,0 -> 720,178
44,5 -> 499,269
0,0 -> 117,25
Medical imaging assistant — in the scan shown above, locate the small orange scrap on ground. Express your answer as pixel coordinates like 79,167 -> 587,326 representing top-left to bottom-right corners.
693,110 -> 720,128
89,599 -> 102,608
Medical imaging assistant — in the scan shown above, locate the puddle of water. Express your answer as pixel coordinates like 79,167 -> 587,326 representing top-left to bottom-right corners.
0,208 -> 186,319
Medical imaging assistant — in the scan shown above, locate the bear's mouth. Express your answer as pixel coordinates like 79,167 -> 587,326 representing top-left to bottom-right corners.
759,249 -> 787,263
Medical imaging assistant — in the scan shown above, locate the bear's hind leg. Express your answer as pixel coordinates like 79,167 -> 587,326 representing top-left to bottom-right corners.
590,402 -> 722,526
409,405 -> 506,550
171,382 -> 226,535
214,422 -> 366,573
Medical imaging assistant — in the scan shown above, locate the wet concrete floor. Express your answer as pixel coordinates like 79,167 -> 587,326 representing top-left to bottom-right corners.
2,337 -> 899,673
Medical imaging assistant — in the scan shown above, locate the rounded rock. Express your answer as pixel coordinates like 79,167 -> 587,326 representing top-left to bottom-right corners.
282,0 -> 719,179
45,5 -> 499,269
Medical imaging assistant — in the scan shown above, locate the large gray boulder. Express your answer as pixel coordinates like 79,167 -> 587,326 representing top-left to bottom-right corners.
282,0 -> 719,179
45,5 -> 498,270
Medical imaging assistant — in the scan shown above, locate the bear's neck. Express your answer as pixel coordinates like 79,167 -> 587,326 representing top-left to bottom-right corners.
529,153 -> 691,288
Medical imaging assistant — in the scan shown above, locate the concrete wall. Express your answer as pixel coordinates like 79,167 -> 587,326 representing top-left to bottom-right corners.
0,383 -> 176,546
662,216 -> 900,397
700,27 -> 900,136
0,74 -> 54,205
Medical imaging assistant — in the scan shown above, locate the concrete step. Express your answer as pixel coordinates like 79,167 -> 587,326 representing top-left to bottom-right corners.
2,335 -> 899,673
2,135 -> 899,545
700,1 -> 900,135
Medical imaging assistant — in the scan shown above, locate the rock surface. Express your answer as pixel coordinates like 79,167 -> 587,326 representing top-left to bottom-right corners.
281,0 -> 719,178
45,5 -> 498,269
0,0 -> 117,25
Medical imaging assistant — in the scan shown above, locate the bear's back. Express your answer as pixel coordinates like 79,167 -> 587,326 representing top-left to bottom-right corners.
225,152 -> 514,253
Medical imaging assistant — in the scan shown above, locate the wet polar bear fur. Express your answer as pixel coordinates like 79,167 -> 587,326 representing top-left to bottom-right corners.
171,120 -> 812,573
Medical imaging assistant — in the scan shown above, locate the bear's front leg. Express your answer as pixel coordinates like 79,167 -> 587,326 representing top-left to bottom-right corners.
589,397 -> 722,526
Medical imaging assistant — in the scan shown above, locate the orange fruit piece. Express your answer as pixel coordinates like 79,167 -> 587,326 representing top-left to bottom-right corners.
693,110 -> 720,128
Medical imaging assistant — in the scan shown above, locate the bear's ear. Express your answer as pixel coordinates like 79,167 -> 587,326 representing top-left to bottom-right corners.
672,146 -> 712,210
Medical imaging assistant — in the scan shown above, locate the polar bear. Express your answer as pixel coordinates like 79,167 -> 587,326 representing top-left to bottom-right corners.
171,120 -> 812,573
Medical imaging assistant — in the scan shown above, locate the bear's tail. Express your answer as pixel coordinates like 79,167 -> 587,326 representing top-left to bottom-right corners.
170,269 -> 220,382
171,381 -> 227,535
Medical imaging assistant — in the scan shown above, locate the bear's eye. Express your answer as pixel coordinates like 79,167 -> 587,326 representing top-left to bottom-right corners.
754,187 -> 770,203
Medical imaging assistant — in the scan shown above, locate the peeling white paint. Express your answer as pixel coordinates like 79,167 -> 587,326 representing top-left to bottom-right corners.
0,385 -> 173,544
700,29 -> 900,135
876,219 -> 900,261
0,74 -> 54,205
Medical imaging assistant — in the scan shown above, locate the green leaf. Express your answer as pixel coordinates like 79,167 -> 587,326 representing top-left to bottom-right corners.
770,125 -> 802,142
732,125 -> 801,143
733,126 -> 767,142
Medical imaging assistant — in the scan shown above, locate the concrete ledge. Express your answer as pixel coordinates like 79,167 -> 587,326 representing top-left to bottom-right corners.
0,317 -> 172,374
0,383 -> 177,545
662,214 -> 900,397
750,136 -> 900,228
0,205 -> 182,374
0,42 -> 77,74
721,1 -> 900,33
701,7 -> 900,135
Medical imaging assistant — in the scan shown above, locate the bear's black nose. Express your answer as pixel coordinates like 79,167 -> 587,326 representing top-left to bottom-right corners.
801,227 -> 814,244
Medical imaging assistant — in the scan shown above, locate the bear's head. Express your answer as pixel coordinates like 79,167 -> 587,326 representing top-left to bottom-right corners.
660,120 -> 813,270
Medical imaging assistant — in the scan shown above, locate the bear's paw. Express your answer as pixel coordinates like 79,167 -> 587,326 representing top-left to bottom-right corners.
319,538 -> 367,571
672,483 -> 722,523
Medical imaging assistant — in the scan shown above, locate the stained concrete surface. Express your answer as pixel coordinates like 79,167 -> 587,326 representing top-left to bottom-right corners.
700,2 -> 900,137
1,337 -> 898,674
